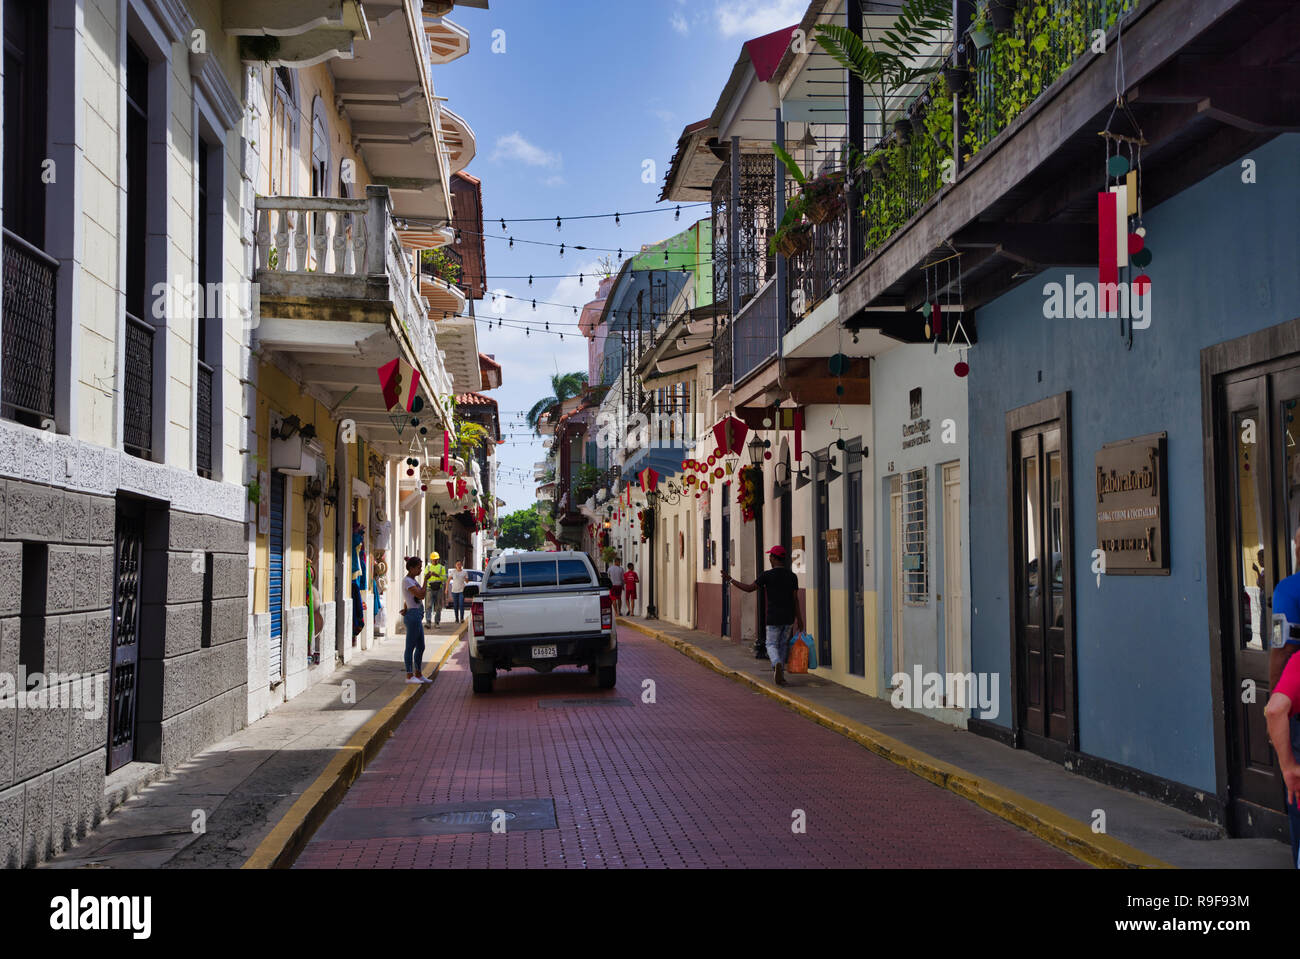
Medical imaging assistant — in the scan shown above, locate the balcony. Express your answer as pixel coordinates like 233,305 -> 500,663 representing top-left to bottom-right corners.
1,229 -> 57,428
711,321 -> 732,394
226,0 -> 370,68
252,185 -> 455,458
786,191 -> 848,333
838,0 -> 1296,326
732,277 -> 781,386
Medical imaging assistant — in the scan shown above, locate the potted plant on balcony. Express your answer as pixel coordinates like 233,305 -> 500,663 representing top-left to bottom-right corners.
943,48 -> 969,94
988,0 -> 1017,32
772,144 -> 845,226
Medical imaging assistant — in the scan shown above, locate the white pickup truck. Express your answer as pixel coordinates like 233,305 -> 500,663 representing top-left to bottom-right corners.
468,551 -> 617,693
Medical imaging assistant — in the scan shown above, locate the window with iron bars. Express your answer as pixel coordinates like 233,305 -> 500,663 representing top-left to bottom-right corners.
903,467 -> 928,605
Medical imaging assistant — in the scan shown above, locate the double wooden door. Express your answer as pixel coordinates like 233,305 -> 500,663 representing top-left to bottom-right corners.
1217,367 -> 1300,837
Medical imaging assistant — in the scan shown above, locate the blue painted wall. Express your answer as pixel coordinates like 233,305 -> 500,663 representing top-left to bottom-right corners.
968,134 -> 1300,791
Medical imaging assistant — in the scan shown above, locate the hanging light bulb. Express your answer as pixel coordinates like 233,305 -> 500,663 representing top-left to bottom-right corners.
526,327 -> 530,336
508,236 -> 514,249
500,218 -> 506,232
559,243 -> 565,257
614,212 -> 621,226
454,228 -> 462,244
528,274 -> 533,286
675,205 -> 681,221
664,249 -> 669,263
556,215 -> 562,231
532,299 -> 536,310
579,273 -> 584,286
617,249 -> 623,260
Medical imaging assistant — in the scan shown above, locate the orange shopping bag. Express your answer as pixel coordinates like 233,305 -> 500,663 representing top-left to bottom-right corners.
786,635 -> 809,674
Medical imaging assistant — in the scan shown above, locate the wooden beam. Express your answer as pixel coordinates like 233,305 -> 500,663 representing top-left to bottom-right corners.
785,375 -> 871,407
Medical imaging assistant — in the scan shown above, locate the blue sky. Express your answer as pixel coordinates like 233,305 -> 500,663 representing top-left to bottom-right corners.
432,0 -> 808,514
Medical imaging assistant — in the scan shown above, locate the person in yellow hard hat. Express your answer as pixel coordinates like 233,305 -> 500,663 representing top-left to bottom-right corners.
424,551 -> 447,628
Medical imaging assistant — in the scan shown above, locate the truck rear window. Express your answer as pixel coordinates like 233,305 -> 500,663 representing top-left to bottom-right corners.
487,561 -> 519,588
519,561 -> 557,588
557,559 -> 592,586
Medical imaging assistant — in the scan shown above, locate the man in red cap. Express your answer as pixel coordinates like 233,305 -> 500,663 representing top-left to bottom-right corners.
728,545 -> 803,686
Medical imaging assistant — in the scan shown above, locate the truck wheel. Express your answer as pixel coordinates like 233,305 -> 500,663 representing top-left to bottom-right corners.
595,665 -> 616,689
472,673 -> 494,694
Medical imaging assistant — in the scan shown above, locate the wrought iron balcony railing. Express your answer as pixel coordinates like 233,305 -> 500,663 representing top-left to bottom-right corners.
711,321 -> 732,394
732,277 -> 780,386
785,191 -> 849,332
1,229 -> 57,428
123,312 -> 155,459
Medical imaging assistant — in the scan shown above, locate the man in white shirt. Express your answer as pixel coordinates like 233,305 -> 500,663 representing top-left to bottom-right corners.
606,558 -> 625,615
447,560 -> 469,624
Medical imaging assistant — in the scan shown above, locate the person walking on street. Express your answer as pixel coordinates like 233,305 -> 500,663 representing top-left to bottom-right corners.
622,563 -> 639,617
607,557 -> 625,613
424,552 -> 446,627
448,560 -> 469,624
1266,525 -> 1300,865
401,557 -> 432,684
728,545 -> 803,686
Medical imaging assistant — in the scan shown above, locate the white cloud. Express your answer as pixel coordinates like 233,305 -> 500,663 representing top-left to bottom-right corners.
670,12 -> 689,35
541,174 -> 566,188
490,132 -> 562,170
714,0 -> 804,38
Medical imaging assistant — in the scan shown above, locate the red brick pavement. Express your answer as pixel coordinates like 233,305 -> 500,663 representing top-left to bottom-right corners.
294,631 -> 1086,868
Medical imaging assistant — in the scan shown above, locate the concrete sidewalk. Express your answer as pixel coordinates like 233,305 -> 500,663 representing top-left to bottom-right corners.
40,624 -> 462,869
619,617 -> 1293,869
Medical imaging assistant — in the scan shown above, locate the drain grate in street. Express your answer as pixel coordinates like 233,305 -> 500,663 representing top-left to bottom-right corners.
311,799 -> 557,841
537,697 -> 634,708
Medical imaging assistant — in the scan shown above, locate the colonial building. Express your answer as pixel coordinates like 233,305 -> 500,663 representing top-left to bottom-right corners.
0,0 -> 251,865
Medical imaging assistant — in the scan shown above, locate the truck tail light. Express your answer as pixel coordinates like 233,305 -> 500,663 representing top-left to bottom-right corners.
471,600 -> 485,638
600,593 -> 612,630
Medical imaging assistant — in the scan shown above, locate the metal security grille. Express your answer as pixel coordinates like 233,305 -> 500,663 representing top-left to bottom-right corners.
711,321 -> 732,393
109,500 -> 145,772
124,313 -> 154,458
711,165 -> 730,308
269,470 -> 285,684
196,360 -> 213,478
2,229 -> 57,425
903,467 -> 928,605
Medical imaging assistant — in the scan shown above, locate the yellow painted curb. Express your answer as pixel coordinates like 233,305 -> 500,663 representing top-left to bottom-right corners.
242,624 -> 466,869
618,617 -> 1171,870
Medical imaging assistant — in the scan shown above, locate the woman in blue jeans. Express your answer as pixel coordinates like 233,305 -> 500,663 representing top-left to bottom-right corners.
401,557 -> 431,684
448,561 -> 468,624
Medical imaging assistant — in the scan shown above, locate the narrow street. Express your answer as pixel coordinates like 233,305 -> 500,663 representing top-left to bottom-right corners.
296,630 -> 1081,868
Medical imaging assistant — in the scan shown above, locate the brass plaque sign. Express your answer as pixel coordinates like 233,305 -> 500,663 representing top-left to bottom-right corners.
825,529 -> 843,563
1095,432 -> 1169,575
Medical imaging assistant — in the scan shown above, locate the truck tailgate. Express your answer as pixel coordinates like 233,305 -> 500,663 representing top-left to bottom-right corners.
484,590 -> 602,638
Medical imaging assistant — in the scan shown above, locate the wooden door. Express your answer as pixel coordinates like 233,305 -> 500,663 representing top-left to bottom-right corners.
847,468 -> 865,676
1013,424 -> 1073,748
943,462 -> 964,685
1219,371 -> 1292,835
814,465 -> 832,668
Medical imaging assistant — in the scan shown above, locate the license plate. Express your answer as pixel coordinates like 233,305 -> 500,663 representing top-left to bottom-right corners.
532,644 -> 558,659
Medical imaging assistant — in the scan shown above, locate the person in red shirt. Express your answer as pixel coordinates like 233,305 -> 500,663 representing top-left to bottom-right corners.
1265,651 -> 1300,868
622,563 -> 639,616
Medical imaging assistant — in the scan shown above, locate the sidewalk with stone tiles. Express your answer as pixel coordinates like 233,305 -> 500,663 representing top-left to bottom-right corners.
622,617 -> 1294,869
38,624 -> 460,869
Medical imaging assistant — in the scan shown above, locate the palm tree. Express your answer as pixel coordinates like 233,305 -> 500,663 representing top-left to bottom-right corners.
526,371 -> 588,435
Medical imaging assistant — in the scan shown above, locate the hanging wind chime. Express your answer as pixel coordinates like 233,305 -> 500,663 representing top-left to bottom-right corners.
1098,16 -> 1151,350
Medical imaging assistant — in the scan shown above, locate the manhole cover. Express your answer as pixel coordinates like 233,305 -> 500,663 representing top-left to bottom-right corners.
537,698 -> 633,708
311,799 -> 558,840
422,809 -> 517,826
